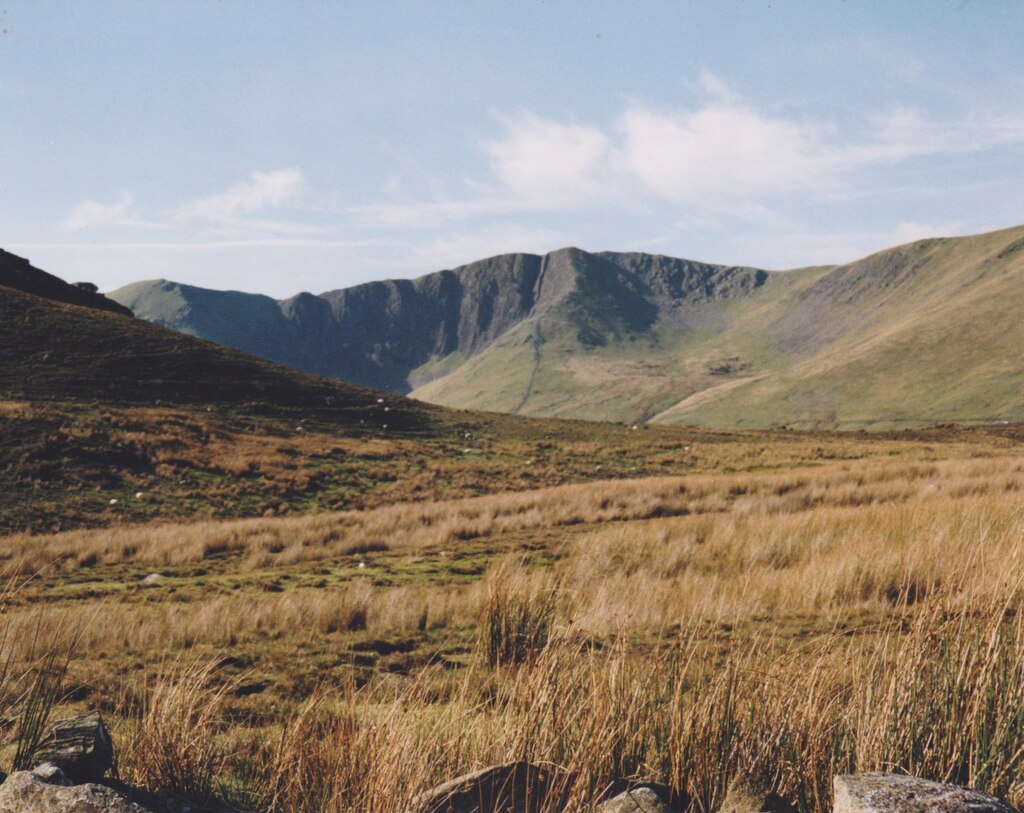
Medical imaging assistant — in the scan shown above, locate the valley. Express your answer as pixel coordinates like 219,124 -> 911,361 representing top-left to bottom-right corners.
4,241 -> 1024,812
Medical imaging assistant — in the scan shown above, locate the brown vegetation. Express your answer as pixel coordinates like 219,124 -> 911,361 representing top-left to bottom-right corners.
3,434 -> 1024,810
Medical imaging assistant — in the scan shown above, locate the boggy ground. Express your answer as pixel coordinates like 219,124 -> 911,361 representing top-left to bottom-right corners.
4,419 -> 1024,811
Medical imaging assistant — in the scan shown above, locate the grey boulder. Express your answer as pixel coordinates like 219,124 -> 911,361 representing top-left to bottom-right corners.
833,774 -> 1016,813
596,785 -> 673,812
408,762 -> 564,813
34,712 -> 114,784
0,765 -> 154,813
719,774 -> 796,813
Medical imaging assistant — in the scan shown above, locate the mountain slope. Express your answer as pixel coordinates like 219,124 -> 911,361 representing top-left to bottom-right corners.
109,224 -> 1024,428
110,248 -> 778,417
663,225 -> 1024,428
1,248 -> 132,316
0,261 -> 432,434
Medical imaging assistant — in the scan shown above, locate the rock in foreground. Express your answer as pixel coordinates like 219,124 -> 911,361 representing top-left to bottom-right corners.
834,774 -> 1016,813
0,765 -> 154,813
408,762 -> 564,813
720,774 -> 796,813
34,712 -> 114,783
596,785 -> 673,812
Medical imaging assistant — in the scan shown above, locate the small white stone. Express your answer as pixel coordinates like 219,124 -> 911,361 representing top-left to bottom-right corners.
134,491 -> 145,499
108,498 -> 118,505
357,561 -> 366,569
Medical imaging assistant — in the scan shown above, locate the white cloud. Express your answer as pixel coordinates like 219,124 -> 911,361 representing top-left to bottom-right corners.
357,73 -> 1024,229
696,67 -> 741,105
485,112 -> 610,204
352,114 -> 611,229
616,104 -> 833,203
180,168 -> 305,221
62,192 -> 137,232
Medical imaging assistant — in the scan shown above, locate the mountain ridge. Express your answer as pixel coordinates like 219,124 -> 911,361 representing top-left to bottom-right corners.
112,247 -> 769,393
109,225 -> 1024,429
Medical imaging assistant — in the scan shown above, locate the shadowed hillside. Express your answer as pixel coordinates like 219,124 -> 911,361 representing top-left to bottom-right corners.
0,266 -> 432,433
1,248 -> 132,316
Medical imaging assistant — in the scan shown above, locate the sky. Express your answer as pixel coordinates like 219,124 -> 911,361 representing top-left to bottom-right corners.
2,1 -> 1023,298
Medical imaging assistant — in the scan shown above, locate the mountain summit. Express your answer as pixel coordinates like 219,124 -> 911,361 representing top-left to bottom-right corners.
110,226 -> 1024,429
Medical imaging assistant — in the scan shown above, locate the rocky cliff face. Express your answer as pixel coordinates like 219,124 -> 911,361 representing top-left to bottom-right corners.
110,248 -> 767,394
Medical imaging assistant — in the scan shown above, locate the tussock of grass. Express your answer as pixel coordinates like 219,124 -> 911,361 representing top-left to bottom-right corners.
117,658 -> 237,804
480,564 -> 557,668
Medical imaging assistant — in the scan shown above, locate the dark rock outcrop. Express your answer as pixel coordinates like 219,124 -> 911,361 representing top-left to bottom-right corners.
34,712 -> 114,784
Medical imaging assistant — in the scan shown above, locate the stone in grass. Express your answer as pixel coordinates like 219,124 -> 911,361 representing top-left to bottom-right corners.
408,762 -> 564,813
33,712 -> 114,784
596,785 -> 674,813
0,764 -> 154,813
833,773 -> 1017,813
719,774 -> 797,813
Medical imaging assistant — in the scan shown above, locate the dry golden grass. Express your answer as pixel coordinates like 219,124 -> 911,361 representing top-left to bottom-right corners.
7,435 -> 1024,810
6,452 -> 1021,577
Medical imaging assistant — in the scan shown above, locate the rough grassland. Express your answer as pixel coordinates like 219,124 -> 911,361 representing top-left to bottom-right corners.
5,425 -> 1024,811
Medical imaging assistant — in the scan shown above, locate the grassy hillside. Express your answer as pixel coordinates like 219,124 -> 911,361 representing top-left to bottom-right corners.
412,257 -> 828,422
664,225 -> 1024,428
0,280 -> 431,430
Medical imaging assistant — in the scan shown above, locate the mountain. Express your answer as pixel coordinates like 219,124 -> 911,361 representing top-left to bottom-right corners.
0,251 -> 432,433
109,249 -> 778,412
109,225 -> 1024,429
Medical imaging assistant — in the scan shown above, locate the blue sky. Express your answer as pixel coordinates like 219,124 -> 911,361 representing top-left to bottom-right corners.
2,1 -> 1023,297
